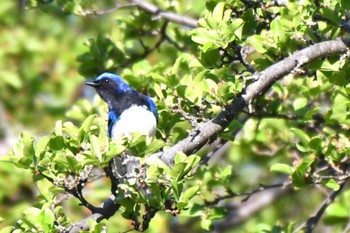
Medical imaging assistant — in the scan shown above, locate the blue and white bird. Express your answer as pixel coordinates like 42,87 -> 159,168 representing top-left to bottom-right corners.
85,72 -> 158,140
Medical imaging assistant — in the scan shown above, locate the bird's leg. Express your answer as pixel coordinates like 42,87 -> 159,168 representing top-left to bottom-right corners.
105,159 -> 120,196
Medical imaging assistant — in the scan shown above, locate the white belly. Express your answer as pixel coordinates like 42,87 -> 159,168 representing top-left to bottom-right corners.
111,105 -> 157,139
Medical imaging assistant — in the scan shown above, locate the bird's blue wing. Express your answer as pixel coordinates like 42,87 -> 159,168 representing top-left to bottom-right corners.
108,110 -> 119,138
147,96 -> 158,122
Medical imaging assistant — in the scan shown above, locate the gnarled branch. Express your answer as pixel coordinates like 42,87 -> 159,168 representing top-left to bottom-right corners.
68,39 -> 350,232
157,39 -> 350,166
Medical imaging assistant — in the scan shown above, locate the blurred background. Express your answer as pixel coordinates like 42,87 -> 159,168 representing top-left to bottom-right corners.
0,0 -> 118,228
0,1 -> 205,231
2,1 -> 348,232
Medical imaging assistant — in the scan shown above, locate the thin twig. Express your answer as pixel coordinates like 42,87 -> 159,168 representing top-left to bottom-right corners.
65,195 -> 120,233
246,111 -> 298,120
119,21 -> 168,69
130,0 -> 197,28
192,139 -> 228,173
79,0 -> 198,28
79,3 -> 137,16
293,181 -> 347,233
205,179 -> 291,206
38,170 -> 98,213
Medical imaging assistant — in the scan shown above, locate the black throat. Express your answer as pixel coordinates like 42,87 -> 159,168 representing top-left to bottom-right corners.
109,90 -> 150,116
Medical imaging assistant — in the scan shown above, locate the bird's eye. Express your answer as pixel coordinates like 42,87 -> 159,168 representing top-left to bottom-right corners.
104,79 -> 109,83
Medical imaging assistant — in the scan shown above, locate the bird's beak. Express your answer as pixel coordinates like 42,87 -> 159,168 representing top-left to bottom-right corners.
85,80 -> 100,87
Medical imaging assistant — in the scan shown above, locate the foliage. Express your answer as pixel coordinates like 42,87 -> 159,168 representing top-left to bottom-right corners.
1,0 -> 350,233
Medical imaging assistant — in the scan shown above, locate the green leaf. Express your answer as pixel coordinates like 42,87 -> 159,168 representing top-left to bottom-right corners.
290,128 -> 310,147
87,219 -> 107,233
330,91 -> 349,123
191,31 -> 217,47
9,132 -> 35,168
271,19 -> 284,33
324,179 -> 340,191
0,70 -> 22,89
201,218 -> 213,231
80,152 -> 100,167
320,59 -> 340,71
65,154 -> 81,171
38,207 -> 55,230
79,114 -> 97,135
153,83 -> 164,99
48,136 -> 65,151
171,179 -> 182,201
221,165 -> 232,179
212,2 -> 225,23
319,8 -> 340,24
144,139 -> 165,155
176,84 -> 198,103
89,134 -> 101,159
180,186 -> 199,203
183,154 -> 201,175
270,163 -> 294,175
292,155 -> 316,187
170,162 -> 187,180
172,57 -> 183,75
150,72 -> 168,85
21,132 -> 35,158
146,165 -> 160,184
174,152 -> 187,164
54,120 -> 63,136
35,135 -> 51,158
341,0 -> 350,10
247,35 -> 267,53
326,203 -> 349,218
148,183 -> 162,207
209,207 -> 227,220
293,97 -> 307,111
22,207 -> 41,227
103,141 -> 126,163
63,121 -> 79,139
308,137 -> 322,151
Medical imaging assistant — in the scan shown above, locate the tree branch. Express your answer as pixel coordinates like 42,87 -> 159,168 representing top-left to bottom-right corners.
212,176 -> 292,232
79,0 -> 198,28
65,195 -> 120,233
68,39 -> 350,232
205,178 -> 291,206
130,0 -> 198,28
155,39 -> 350,166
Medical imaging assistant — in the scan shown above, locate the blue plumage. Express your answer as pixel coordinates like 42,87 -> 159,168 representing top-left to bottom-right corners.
108,110 -> 119,138
86,72 -> 158,139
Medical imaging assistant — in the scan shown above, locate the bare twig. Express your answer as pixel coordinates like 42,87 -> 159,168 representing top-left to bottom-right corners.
119,21 -> 169,69
293,181 -> 347,233
38,169 -> 99,213
246,111 -> 298,120
79,2 -> 137,16
192,138 -> 228,173
211,176 -> 292,233
205,179 -> 292,206
130,0 -> 197,28
79,0 -> 198,28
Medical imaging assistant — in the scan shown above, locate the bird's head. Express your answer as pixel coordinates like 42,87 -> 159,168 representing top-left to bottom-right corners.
85,72 -> 133,104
